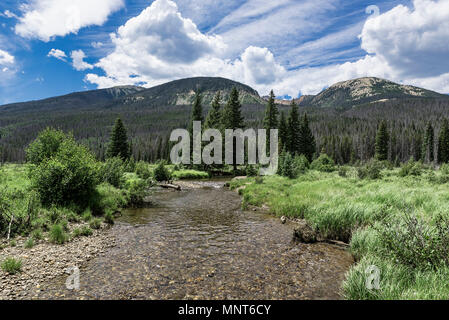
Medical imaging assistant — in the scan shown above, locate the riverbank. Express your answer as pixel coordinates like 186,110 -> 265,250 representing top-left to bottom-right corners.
0,222 -> 116,300
229,167 -> 449,299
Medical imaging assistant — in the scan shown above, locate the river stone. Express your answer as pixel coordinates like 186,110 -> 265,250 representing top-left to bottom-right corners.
293,220 -> 317,243
280,216 -> 287,224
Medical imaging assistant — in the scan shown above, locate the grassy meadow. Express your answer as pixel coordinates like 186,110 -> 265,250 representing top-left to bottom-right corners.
230,164 -> 449,299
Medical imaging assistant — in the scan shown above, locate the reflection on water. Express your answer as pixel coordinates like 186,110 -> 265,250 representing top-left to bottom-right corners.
28,180 -> 353,300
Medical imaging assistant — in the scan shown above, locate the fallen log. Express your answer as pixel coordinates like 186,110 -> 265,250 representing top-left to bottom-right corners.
158,183 -> 181,191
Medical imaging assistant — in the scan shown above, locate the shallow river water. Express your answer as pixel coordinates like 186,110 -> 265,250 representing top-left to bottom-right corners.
28,180 -> 353,300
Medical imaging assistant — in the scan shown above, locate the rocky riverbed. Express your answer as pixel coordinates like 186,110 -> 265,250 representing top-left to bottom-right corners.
11,180 -> 353,300
0,224 -> 116,300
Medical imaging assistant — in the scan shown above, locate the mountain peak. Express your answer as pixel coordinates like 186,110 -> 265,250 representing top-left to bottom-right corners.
305,77 -> 447,108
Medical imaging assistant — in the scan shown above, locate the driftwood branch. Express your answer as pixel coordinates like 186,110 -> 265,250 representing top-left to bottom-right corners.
158,183 -> 181,191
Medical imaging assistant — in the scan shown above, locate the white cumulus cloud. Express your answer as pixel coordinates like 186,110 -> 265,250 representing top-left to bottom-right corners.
71,50 -> 93,71
361,0 -> 449,78
85,0 -> 449,96
0,49 -> 15,65
14,0 -> 125,42
47,48 -> 67,61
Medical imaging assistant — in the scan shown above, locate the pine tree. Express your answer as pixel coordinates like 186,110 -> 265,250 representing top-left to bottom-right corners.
263,90 -> 279,150
189,90 -> 203,133
287,101 -> 300,155
423,122 -> 434,163
222,87 -> 244,171
298,113 -> 316,162
107,118 -> 130,160
278,111 -> 288,152
438,119 -> 449,163
205,92 -> 222,130
375,120 -> 389,161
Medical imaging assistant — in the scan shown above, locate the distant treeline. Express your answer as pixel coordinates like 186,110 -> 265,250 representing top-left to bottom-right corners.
1,95 -> 449,165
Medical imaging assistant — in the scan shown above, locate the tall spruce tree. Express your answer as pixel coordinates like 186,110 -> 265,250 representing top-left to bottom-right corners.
278,111 -> 288,152
205,92 -> 222,130
287,101 -> 301,155
107,118 -> 130,160
375,120 -> 389,161
438,119 -> 449,163
298,113 -> 316,162
263,90 -> 279,150
189,90 -> 203,132
222,87 -> 244,171
422,122 -> 434,163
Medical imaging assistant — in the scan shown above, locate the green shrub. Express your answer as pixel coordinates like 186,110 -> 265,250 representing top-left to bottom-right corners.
338,166 -> 349,177
311,153 -> 335,172
153,161 -> 171,182
89,218 -> 102,230
123,157 -> 136,173
26,128 -> 66,165
245,165 -> 258,177
358,160 -> 383,180
278,152 -> 297,179
88,183 -> 127,215
399,158 -> 423,177
1,257 -> 22,275
124,178 -> 147,206
29,134 -> 99,206
135,161 -> 152,180
294,154 -> 310,175
49,224 -> 69,244
99,157 -> 124,188
31,229 -> 43,240
24,238 -> 34,249
375,213 -> 449,271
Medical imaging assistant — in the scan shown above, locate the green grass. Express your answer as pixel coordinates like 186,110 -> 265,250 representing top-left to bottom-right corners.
230,168 -> 449,299
171,169 -> 210,180
1,257 -> 22,275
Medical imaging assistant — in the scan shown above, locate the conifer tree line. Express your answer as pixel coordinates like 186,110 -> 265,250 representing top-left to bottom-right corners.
2,92 -> 449,165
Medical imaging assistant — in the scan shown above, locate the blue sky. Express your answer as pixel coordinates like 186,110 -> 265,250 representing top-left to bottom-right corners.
1,0 -> 448,105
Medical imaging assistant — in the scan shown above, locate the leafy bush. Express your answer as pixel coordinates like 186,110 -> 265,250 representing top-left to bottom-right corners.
135,161 -> 152,180
153,161 -> 171,182
31,229 -> 43,240
294,155 -> 309,175
311,153 -> 335,172
1,257 -> 22,275
26,128 -> 66,165
49,224 -> 69,244
375,213 -> 449,270
357,160 -> 383,180
99,157 -> 124,188
124,177 -> 147,206
88,183 -> 127,215
338,166 -> 349,177
399,158 -> 423,177
29,135 -> 98,206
